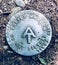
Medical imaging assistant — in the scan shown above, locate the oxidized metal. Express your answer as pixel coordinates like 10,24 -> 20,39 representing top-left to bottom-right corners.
6,10 -> 52,56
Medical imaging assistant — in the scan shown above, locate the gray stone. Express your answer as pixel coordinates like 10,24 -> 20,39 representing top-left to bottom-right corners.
8,7 -> 21,19
3,46 -> 8,50
14,0 -> 25,7
0,9 -> 3,14
7,51 -> 13,53
24,0 -> 31,4
0,0 -> 2,3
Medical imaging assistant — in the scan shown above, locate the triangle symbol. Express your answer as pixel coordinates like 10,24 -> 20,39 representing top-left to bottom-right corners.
23,27 -> 36,37
27,29 -> 31,33
22,27 -> 36,44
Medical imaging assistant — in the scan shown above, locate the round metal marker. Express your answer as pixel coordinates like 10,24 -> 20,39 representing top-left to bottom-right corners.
6,10 -> 52,56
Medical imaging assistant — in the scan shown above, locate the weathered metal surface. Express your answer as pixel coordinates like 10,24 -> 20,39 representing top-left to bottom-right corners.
6,10 -> 52,56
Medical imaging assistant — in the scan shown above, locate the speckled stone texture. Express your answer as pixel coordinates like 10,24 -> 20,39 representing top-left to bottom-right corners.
0,0 -> 58,65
